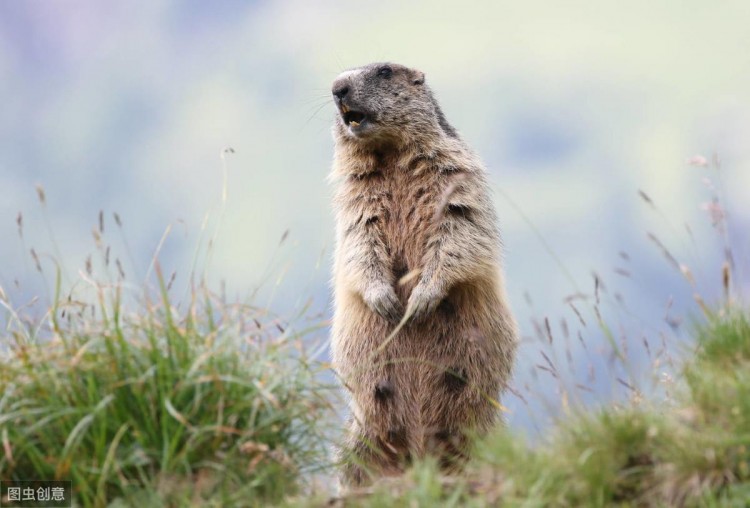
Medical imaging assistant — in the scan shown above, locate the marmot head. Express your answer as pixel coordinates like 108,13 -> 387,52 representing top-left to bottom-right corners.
331,62 -> 456,146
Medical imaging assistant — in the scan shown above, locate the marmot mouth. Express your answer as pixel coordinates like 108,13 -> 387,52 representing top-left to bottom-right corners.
343,110 -> 366,127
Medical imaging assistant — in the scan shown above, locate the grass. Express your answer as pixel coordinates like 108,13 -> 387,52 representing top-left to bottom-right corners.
3,277 -> 747,508
25,282 -> 750,507
0,267 -> 334,507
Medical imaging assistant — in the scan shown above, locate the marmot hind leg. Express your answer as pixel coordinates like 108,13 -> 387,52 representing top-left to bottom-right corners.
421,362 -> 501,473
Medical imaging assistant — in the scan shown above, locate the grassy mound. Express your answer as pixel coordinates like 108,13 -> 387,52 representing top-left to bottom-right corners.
3,275 -> 747,507
330,311 -> 750,507
0,278 -> 333,507
3,275 -> 747,508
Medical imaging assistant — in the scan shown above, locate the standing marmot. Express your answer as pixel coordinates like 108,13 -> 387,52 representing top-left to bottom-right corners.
329,62 -> 518,488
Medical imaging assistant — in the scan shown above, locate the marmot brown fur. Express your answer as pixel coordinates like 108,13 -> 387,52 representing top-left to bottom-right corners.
329,62 -> 518,488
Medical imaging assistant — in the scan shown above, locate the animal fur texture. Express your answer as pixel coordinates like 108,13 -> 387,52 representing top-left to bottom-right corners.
329,62 -> 518,488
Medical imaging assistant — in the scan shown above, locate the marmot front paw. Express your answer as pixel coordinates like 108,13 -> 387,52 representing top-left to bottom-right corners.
363,283 -> 404,324
405,282 -> 445,322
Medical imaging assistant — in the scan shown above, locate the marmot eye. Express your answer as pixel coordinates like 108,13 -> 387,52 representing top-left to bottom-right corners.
377,66 -> 393,78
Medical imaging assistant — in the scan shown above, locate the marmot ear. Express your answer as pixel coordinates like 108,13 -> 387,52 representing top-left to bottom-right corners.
413,71 -> 425,85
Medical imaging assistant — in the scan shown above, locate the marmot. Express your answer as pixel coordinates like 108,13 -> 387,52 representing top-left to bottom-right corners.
329,62 -> 518,488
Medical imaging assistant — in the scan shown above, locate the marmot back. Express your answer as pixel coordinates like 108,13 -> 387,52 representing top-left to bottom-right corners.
329,62 -> 518,489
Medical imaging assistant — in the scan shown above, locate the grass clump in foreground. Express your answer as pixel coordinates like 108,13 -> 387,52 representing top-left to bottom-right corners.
0,274 -> 333,507
327,310 -> 750,507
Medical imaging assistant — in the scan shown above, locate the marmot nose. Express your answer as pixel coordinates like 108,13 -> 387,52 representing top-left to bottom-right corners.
332,84 -> 349,100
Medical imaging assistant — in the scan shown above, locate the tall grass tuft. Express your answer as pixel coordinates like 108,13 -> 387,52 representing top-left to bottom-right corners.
0,265 -> 334,507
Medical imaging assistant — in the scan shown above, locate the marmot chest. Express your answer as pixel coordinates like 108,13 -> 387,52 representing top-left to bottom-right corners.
377,168 -> 442,274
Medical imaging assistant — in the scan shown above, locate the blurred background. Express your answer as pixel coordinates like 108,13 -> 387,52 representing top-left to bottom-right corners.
1,0 -> 749,434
